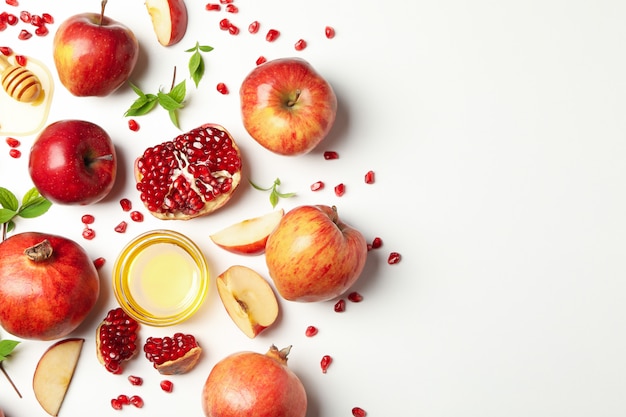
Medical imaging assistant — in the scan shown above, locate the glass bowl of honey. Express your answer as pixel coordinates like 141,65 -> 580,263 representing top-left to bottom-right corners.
113,230 -> 210,326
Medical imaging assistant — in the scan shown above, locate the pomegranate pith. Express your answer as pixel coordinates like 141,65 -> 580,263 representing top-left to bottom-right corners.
143,333 -> 202,375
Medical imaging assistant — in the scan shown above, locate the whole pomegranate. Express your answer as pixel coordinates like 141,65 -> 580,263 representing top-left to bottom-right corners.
134,123 -> 242,220
201,345 -> 307,417
0,232 -> 100,340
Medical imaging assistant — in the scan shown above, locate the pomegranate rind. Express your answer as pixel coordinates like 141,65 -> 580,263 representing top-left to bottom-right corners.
154,345 -> 202,375
134,123 -> 242,220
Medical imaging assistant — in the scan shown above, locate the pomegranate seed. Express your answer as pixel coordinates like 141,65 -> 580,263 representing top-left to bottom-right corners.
81,214 -> 95,224
325,26 -> 335,39
119,198 -> 132,212
388,252 -> 401,264
334,299 -> 346,312
111,398 -> 123,410
93,257 -> 106,270
305,326 -> 318,337
130,395 -> 144,408
14,54 -> 26,66
348,291 -> 363,302
19,10 -> 30,23
130,211 -> 144,222
160,380 -> 174,393
216,82 -> 229,94
219,0 -> 232,3
114,221 -> 128,233
310,181 -> 324,191
8,149 -> 20,158
0,22 -> 6,32
5,137 -> 19,147
6,14 -> 17,25
352,407 -> 367,417
323,151 -> 339,160
128,375 -> 143,386
320,355 -> 332,373
128,119 -> 140,131
219,18 -> 230,30
228,24 -> 239,35
18,29 -> 31,40
265,29 -> 280,42
117,394 -> 130,405
371,237 -> 383,249
82,227 -> 96,240
364,170 -> 375,184
248,20 -> 259,34
30,14 -> 43,27
256,55 -> 267,65
5,0 -> 18,6
0,46 -> 12,56
42,13 -> 53,24
334,183 -> 345,197
205,3 -> 221,11
294,39 -> 307,51
225,4 -> 238,13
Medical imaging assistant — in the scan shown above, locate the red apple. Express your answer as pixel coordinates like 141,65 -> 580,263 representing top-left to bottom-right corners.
239,57 -> 337,156
52,1 -> 139,96
145,0 -> 188,46
28,120 -> 117,205
265,205 -> 368,302
0,232 -> 100,340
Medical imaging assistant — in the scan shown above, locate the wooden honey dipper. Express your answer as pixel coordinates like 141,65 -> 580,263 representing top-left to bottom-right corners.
0,55 -> 42,103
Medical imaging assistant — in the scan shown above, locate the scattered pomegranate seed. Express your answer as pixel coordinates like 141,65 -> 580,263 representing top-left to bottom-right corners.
255,55 -> 267,65
5,0 -> 18,6
305,326 -> 318,337
119,198 -> 132,212
225,4 -> 238,13
294,39 -> 307,51
6,14 -> 17,25
364,170 -> 375,184
205,3 -> 221,11
219,18 -> 230,30
19,10 -> 29,23
81,214 -> 95,225
0,46 -> 12,55
352,407 -> 367,417
111,398 -> 123,410
228,24 -> 239,35
130,211 -> 144,222
30,14 -> 43,27
117,394 -> 130,406
18,29 -> 31,40
82,227 -> 96,240
323,151 -> 339,160
114,221 -> 128,233
310,181 -> 324,191
348,291 -> 363,302
160,380 -> 174,393
216,82 -> 229,94
130,395 -> 144,408
219,0 -> 233,3
248,20 -> 259,34
128,375 -> 143,386
93,257 -> 106,270
42,13 -> 53,24
334,299 -> 346,312
372,237 -> 383,249
334,183 -> 345,197
8,149 -> 20,158
6,136 -> 21,147
387,252 -> 401,264
128,119 -> 140,131
14,54 -> 26,66
325,26 -> 335,39
320,355 -> 332,373
265,29 -> 280,42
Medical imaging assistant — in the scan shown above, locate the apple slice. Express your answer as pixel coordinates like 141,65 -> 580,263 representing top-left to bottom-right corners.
210,209 -> 284,255
145,0 -> 188,46
33,338 -> 84,416
217,265 -> 279,338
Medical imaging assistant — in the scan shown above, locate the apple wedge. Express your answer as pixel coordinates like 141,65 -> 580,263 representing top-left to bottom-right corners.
145,0 -> 188,46
210,209 -> 284,255
33,338 -> 84,416
217,265 -> 279,338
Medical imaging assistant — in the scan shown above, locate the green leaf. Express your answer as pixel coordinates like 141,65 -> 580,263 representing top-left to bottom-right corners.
21,187 -> 41,206
190,56 -> 204,88
168,110 -> 180,129
188,50 -> 201,74
269,191 -> 279,208
186,42 -> 213,88
0,340 -> 19,361
18,198 -> 52,219
249,177 -> 296,207
6,220 -> 15,234
129,82 -> 146,98
124,95 -> 158,117
169,80 -> 186,104
199,45 -> 214,52
0,187 -> 18,211
158,92 -> 184,112
249,179 -> 272,191
0,208 -> 16,223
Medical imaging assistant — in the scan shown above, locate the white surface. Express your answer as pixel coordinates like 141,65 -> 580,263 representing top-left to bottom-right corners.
1,1 -> 626,416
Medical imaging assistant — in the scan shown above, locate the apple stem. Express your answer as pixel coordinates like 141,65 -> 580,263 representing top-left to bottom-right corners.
99,0 -> 107,26
94,154 -> 114,162
0,363 -> 22,398
170,66 -> 178,92
286,90 -> 301,107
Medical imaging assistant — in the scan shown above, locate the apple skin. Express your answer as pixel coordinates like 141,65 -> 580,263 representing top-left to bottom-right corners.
0,232 -> 100,341
265,205 -> 367,302
29,120 -> 117,205
146,0 -> 188,46
240,57 -> 337,156
53,12 -> 138,97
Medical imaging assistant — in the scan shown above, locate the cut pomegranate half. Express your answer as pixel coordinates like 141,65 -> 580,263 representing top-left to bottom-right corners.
96,308 -> 140,374
134,123 -> 242,220
143,333 -> 202,375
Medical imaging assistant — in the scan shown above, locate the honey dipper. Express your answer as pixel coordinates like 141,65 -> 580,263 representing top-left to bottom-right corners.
0,55 -> 42,103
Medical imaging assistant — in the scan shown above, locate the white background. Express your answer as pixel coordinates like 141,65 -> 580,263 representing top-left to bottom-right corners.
1,0 -> 626,416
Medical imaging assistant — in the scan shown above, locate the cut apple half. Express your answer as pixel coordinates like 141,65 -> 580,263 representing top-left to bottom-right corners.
217,265 -> 279,338
33,338 -> 84,416
210,209 -> 284,255
145,0 -> 188,46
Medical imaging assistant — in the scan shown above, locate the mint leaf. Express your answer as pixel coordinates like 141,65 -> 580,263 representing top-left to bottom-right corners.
0,340 -> 19,361
0,208 -> 16,223
168,80 -> 186,104
0,187 -> 52,238
21,187 -> 41,206
18,198 -> 52,218
250,178 -> 296,208
0,187 -> 18,211
186,42 -> 213,88
157,92 -> 184,112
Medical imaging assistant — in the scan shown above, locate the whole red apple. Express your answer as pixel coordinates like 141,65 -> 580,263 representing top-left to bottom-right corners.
28,120 -> 117,205
53,1 -> 139,96
0,232 -> 100,340
265,205 -> 367,302
239,57 -> 337,156
202,345 -> 307,417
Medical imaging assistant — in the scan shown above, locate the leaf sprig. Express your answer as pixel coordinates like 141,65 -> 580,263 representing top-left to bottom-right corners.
250,178 -> 296,208
0,186 -> 52,240
0,338 -> 21,398
185,42 -> 214,88
125,74 -> 187,129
